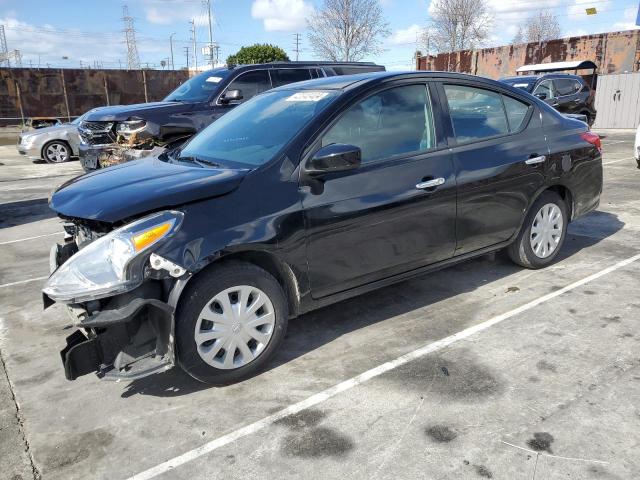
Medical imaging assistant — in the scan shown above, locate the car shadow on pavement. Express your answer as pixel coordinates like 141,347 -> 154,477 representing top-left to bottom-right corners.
0,198 -> 56,228
121,210 -> 624,398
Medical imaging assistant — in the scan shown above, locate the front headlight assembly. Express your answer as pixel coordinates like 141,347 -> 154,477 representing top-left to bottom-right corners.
44,211 -> 183,304
116,118 -> 146,134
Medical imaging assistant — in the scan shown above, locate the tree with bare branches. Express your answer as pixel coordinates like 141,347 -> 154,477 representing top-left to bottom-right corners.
307,0 -> 390,62
521,10 -> 561,43
429,0 -> 493,53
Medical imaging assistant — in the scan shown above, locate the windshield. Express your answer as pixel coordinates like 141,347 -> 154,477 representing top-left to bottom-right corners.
501,78 -> 535,92
178,89 -> 339,168
164,69 -> 232,102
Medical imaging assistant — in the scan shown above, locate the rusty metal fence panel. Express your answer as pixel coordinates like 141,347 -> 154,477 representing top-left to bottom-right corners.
593,73 -> 640,129
0,68 -> 189,125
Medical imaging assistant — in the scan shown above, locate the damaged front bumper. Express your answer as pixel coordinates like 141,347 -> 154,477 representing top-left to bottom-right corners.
47,232 -> 190,382
59,288 -> 174,381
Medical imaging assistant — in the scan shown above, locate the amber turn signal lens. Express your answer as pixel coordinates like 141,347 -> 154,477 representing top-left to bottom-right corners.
132,222 -> 172,252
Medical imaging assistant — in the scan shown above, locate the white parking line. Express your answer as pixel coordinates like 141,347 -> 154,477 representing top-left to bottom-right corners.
603,157 -> 634,166
0,275 -> 48,289
127,252 -> 640,480
0,232 -> 61,245
601,140 -> 630,146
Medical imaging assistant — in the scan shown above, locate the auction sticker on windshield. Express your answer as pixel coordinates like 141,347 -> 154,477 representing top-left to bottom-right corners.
286,91 -> 330,102
206,76 -> 224,83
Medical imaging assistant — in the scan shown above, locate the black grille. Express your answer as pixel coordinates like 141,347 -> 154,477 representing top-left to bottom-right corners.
78,121 -> 116,145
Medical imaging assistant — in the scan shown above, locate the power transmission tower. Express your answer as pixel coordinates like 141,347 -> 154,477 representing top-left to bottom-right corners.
293,33 -> 301,61
189,19 -> 197,71
122,5 -> 141,70
0,25 -> 10,67
12,49 -> 22,67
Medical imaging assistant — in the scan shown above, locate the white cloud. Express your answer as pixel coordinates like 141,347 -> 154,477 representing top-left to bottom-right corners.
144,0 -> 209,26
251,0 -> 314,32
613,6 -> 640,31
567,0 -> 613,17
0,16 -> 125,67
389,24 -> 424,46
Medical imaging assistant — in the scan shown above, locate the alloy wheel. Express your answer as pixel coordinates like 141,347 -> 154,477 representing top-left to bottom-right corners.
530,203 -> 563,259
45,143 -> 69,163
194,285 -> 276,369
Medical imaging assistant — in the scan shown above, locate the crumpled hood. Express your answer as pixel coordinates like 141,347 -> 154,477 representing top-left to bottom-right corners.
82,101 -> 194,122
50,157 -> 249,223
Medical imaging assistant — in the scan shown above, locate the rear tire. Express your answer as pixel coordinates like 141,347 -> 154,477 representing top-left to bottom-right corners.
507,191 -> 568,269
175,261 -> 288,385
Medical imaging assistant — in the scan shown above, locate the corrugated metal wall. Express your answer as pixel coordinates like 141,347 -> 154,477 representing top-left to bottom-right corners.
417,30 -> 640,77
0,68 -> 189,124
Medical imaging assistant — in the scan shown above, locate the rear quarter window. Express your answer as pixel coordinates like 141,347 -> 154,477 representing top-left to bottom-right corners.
502,95 -> 530,132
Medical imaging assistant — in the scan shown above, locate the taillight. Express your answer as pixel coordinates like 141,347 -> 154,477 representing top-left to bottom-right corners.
580,131 -> 601,153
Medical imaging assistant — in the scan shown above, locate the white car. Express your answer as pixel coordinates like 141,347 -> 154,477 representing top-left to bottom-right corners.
17,115 -> 83,163
635,124 -> 640,168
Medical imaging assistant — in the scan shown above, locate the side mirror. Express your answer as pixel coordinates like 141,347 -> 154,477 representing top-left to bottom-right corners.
534,92 -> 548,100
220,89 -> 243,104
307,143 -> 361,176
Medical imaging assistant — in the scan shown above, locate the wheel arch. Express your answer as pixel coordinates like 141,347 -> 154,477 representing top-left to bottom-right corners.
179,250 -> 302,319
41,138 -> 72,160
544,184 -> 574,221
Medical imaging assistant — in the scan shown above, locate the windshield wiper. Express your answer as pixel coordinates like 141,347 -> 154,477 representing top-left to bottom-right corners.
177,156 -> 221,168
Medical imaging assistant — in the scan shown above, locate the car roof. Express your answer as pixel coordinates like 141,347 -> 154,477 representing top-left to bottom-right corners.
232,61 -> 383,70
273,70 -> 516,92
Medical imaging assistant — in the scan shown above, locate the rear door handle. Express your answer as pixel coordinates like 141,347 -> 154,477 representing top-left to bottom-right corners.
416,177 -> 445,189
525,155 -> 546,165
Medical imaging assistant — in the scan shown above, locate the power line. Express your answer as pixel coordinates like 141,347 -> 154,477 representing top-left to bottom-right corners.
122,5 -> 141,70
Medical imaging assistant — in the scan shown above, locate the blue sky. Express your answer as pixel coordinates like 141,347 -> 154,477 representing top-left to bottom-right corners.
1,0 -> 638,71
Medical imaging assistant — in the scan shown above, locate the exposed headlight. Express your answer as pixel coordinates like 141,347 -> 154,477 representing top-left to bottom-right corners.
43,211 -> 183,303
116,118 -> 146,134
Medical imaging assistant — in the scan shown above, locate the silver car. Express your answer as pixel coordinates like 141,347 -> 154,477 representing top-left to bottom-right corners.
17,115 -> 84,163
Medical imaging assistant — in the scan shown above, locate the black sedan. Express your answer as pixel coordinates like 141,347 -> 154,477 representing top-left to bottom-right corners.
45,71 -> 603,385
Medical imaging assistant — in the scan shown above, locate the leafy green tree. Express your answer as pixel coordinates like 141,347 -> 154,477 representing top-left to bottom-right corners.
226,44 -> 290,66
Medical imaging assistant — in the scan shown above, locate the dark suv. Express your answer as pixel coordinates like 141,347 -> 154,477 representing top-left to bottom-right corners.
78,61 -> 384,171
500,74 -> 596,126
46,71 -> 603,385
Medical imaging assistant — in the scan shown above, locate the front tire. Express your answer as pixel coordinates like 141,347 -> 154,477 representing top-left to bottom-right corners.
43,141 -> 71,163
175,261 -> 288,385
507,191 -> 568,269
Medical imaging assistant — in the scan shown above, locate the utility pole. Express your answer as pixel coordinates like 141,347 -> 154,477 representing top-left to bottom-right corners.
213,44 -> 220,65
169,33 -> 176,70
122,5 -> 141,70
293,33 -> 301,61
204,0 -> 214,67
189,19 -> 197,71
183,46 -> 190,71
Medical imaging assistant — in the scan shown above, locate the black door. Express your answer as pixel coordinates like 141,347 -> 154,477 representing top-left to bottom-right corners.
441,83 -> 548,254
301,83 -> 457,298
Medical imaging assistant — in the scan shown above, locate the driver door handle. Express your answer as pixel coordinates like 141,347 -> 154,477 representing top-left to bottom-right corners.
416,177 -> 445,189
525,155 -> 546,165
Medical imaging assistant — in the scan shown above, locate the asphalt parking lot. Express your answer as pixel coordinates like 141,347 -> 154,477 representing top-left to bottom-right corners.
0,130 -> 639,480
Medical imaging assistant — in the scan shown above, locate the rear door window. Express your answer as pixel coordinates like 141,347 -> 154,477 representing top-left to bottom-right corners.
322,84 -> 436,163
443,85 -> 509,143
224,70 -> 271,102
271,69 -> 312,87
555,79 -> 579,96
